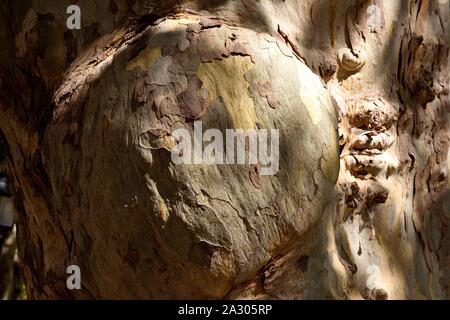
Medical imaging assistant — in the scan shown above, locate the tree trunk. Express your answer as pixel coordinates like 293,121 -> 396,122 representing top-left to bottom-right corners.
0,0 -> 448,299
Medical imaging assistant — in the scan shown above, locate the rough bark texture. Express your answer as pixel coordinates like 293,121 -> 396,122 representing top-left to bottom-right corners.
0,0 -> 448,299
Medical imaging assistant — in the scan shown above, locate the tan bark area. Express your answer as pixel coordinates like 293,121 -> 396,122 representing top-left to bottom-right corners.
0,0 -> 448,299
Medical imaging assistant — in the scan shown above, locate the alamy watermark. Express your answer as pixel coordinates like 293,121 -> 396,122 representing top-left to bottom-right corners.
66,265 -> 81,290
170,121 -> 280,176
66,5 -> 81,30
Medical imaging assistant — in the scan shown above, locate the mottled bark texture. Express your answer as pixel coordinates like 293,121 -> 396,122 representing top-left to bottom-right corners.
0,0 -> 448,299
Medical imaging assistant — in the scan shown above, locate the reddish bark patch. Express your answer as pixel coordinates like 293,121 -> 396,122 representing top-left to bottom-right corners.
177,75 -> 207,120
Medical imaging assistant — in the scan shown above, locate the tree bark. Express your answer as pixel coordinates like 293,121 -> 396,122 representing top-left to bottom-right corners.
0,0 -> 448,299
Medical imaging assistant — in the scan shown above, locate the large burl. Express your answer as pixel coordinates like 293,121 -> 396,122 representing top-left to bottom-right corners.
0,1 -> 339,298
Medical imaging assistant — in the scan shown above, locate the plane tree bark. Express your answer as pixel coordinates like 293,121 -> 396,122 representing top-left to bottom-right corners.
0,0 -> 448,299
